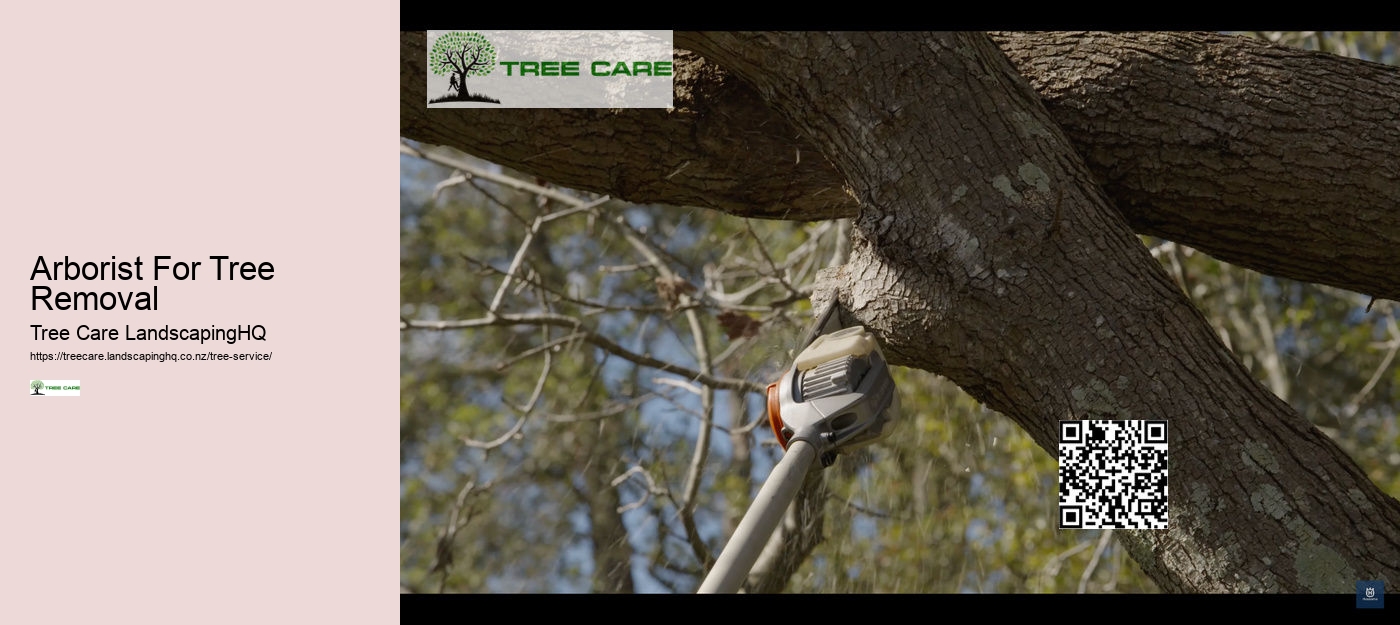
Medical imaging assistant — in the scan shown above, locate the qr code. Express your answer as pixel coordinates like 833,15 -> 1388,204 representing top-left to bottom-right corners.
1058,420 -> 1168,529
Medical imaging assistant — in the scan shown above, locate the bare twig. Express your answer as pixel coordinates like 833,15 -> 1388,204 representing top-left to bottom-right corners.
1251,297 -> 1289,401
489,331 -> 584,372
466,179 -> 531,227
1344,315 -> 1400,418
652,377 -> 703,396
487,199 -> 610,315
430,478 -> 489,592
1034,537 -> 1095,592
461,349 -> 552,449
402,314 -> 765,395
462,252 -> 692,315
402,141 -> 591,207
611,465 -> 671,513
545,394 -> 654,423
779,221 -> 836,272
431,170 -> 468,202
840,498 -> 903,520
505,345 -> 552,414
1077,529 -> 1114,594
598,262 -> 653,274
706,276 -> 778,307
745,219 -> 803,300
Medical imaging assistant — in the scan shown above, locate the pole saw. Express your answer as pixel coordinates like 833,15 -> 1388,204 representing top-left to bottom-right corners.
698,302 -> 901,593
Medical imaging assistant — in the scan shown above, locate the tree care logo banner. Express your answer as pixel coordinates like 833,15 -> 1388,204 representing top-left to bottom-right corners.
426,30 -> 674,109
30,379 -> 80,397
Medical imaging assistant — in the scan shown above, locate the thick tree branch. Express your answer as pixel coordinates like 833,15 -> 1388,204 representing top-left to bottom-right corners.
991,31 -> 1400,303
400,30 -> 1400,301
402,31 -> 869,221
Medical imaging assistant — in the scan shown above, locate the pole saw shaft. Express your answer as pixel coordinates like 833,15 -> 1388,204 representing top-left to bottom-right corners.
697,439 -> 818,593
696,302 -> 899,594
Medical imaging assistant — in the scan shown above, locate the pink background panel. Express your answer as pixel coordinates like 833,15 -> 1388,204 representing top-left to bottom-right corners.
0,3 -> 398,623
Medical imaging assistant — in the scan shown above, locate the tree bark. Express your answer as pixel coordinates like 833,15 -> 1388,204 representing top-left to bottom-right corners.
673,30 -> 1399,594
401,31 -> 1400,592
400,30 -> 1400,302
992,32 -> 1400,305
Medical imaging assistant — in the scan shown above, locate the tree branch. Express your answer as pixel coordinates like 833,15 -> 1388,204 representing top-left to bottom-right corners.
401,30 -> 1400,301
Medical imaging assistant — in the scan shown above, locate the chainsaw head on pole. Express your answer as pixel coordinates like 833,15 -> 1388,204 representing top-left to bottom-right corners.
766,303 -> 900,464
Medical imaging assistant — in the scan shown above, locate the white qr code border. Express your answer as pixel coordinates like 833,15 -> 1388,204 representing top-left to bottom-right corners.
1058,419 -> 1169,530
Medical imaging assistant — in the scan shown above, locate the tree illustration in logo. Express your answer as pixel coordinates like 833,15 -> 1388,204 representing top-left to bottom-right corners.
30,380 -> 44,395
429,31 -> 501,104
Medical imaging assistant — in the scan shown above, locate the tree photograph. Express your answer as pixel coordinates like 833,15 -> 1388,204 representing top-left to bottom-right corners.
399,31 -> 1399,594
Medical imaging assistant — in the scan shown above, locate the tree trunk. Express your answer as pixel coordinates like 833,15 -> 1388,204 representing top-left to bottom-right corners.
673,30 -> 1399,593
454,71 -> 468,98
400,30 -> 1400,592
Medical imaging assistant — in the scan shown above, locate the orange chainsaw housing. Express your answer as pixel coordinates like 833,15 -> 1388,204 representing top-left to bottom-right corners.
766,381 -> 791,450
